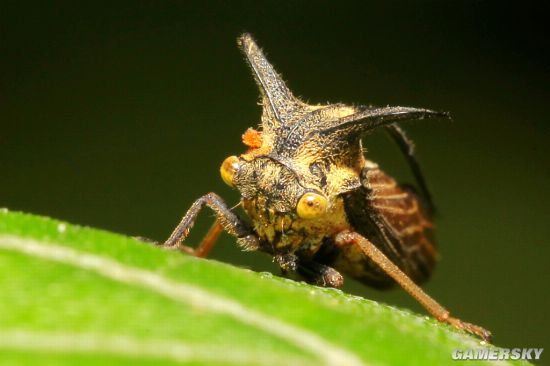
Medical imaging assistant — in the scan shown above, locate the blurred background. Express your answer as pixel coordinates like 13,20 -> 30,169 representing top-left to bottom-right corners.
1,0 -> 548,352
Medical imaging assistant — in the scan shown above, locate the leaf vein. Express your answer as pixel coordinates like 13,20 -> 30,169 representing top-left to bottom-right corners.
0,235 -> 367,366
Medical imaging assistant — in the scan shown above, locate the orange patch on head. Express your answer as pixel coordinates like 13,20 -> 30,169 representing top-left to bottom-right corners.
242,128 -> 263,149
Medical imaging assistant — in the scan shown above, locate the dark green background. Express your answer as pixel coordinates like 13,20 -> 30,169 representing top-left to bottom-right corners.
2,1 -> 548,353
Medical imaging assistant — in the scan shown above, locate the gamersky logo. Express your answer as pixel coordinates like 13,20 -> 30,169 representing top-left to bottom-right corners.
452,348 -> 543,361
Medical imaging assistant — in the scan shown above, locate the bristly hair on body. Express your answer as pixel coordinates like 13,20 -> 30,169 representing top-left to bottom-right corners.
162,33 -> 491,342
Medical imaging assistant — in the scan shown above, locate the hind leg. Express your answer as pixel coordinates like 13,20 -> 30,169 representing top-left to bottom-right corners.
334,230 -> 492,342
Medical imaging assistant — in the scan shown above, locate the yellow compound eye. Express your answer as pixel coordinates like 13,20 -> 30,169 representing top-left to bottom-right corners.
220,156 -> 241,187
296,192 -> 328,219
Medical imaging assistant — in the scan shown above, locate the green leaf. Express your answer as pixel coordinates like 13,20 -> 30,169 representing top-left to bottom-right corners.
0,210 -> 531,366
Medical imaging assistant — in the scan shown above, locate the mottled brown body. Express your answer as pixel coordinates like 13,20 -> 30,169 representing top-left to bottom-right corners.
238,145 -> 436,289
163,34 -> 491,341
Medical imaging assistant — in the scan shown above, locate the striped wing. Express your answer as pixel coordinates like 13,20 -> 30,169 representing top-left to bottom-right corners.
340,161 -> 437,288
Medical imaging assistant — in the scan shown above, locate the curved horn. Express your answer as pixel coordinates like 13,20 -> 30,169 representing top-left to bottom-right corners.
319,106 -> 450,137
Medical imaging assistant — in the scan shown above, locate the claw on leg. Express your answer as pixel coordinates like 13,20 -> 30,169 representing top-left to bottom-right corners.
443,315 -> 493,343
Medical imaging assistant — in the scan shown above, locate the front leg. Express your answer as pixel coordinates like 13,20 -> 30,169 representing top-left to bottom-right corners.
298,260 -> 344,288
274,254 -> 344,288
334,230 -> 492,342
164,192 -> 259,256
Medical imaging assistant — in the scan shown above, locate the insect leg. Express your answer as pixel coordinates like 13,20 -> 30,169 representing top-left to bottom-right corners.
274,253 -> 299,273
297,260 -> 344,288
193,220 -> 224,257
334,230 -> 492,342
385,123 -> 435,215
163,192 -> 259,256
274,254 -> 344,288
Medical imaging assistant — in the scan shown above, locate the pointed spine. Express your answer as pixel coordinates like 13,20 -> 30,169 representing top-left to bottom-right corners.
238,33 -> 302,128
